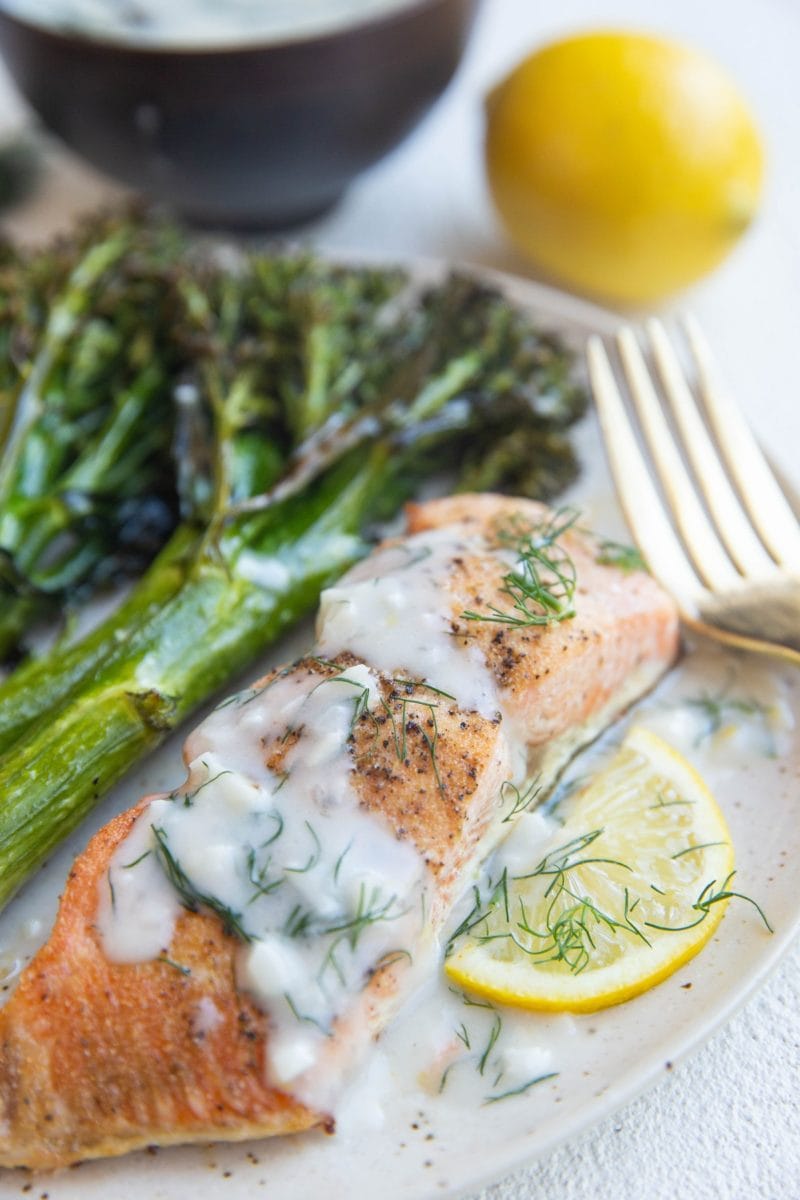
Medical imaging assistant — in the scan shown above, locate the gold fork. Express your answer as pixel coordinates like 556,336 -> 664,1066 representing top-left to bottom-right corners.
587,315 -> 800,666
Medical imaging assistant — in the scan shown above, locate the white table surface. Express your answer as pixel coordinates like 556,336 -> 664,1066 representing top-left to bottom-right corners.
1,1 -> 799,1197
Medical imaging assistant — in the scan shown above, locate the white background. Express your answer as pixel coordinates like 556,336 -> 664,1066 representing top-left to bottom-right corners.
1,1 -> 799,1196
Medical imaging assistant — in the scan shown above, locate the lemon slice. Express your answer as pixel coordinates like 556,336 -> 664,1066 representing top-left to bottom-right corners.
446,727 -> 736,1012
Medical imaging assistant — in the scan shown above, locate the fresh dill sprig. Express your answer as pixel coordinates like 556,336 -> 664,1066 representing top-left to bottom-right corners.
311,672 -> 375,736
121,849 -> 151,869
153,824 -> 252,942
392,679 -> 456,702
317,887 -> 406,986
333,840 -> 353,885
214,666 -> 295,711
447,985 -> 497,1010
594,538 -> 647,573
455,1022 -> 471,1049
671,840 -> 728,861
260,811 -> 285,848
382,689 -> 446,796
370,948 -> 413,974
321,884 -> 403,949
283,903 -> 314,939
395,544 -> 433,570
649,791 -> 695,810
445,871 -> 510,958
500,777 -> 542,822
284,992 -> 330,1036
157,955 -> 192,976
484,1072 -> 559,1105
246,847 -> 284,903
452,826 -> 773,980
477,1013 -> 502,1076
284,820 -> 322,874
454,830 -> 649,976
173,764 -> 233,808
645,871 -> 773,934
681,684 -> 776,754
463,508 -> 579,629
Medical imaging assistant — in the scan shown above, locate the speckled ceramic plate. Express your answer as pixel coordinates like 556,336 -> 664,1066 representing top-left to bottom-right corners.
0,274 -> 797,1200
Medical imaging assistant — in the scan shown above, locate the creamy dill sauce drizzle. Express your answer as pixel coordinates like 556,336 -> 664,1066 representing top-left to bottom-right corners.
0,0 -> 417,46
97,524 -> 518,1103
97,663 -> 427,1099
317,528 -> 502,721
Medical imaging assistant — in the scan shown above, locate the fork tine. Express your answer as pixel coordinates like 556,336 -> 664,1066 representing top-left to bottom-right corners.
683,312 -> 800,570
646,318 -> 775,577
615,327 -> 740,591
587,335 -> 705,606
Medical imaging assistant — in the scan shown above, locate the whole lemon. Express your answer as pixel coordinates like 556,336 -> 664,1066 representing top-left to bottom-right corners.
485,31 -> 764,305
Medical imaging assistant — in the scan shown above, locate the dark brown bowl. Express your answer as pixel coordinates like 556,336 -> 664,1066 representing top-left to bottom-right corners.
0,0 -> 477,227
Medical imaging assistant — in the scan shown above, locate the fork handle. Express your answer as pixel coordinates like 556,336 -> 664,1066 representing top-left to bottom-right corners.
698,577 -> 800,656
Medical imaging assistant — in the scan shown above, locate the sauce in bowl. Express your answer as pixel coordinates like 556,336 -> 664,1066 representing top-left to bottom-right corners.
0,0 -> 419,47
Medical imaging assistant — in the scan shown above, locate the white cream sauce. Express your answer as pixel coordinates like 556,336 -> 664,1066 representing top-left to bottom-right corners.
317,528 -> 502,721
0,0 -> 417,47
97,662 -> 429,1100
98,520 -> 526,1106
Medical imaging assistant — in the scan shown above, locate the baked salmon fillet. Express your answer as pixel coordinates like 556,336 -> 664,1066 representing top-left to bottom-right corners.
0,496 -> 679,1170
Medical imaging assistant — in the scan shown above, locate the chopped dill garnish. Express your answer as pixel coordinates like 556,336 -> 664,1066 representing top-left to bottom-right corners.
175,764 -> 233,808
246,847 -> 284,903
463,508 -> 578,629
392,679 -> 456,702
308,655 -> 341,672
477,1013 -> 502,1076
316,889 -> 407,986
283,903 -> 314,939
382,690 -> 446,797
214,666 -> 295,711
322,884 -> 403,949
260,811 -> 285,848
396,544 -> 433,569
153,824 -> 252,942
650,791 -> 694,809
484,1072 -> 558,1105
445,871 -> 509,957
121,849 -> 151,869
594,538 -> 647,573
681,684 -> 776,754
284,820 -> 322,874
452,830 -> 649,975
312,673 -> 374,736
157,956 -> 191,976
284,992 -> 330,1036
371,948 -> 412,974
500,777 -> 542,822
447,986 -> 497,1010
645,871 -> 773,934
671,840 -> 728,861
438,1062 -> 457,1094
333,840 -> 353,885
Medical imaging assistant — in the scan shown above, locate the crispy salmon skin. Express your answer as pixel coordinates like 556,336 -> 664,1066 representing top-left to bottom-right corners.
0,496 -> 679,1169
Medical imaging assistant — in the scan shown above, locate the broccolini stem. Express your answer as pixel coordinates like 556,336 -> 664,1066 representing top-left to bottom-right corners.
0,449 -> 391,909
